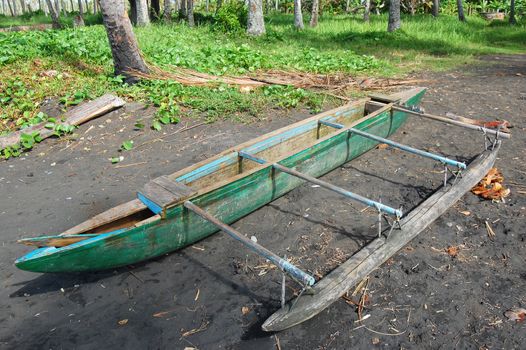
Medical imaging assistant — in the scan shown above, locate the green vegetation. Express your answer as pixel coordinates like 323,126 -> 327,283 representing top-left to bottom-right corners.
0,11 -> 103,28
0,12 -> 525,159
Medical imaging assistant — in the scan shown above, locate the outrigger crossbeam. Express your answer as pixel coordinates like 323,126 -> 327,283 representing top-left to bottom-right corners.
183,201 -> 316,287
318,119 -> 467,169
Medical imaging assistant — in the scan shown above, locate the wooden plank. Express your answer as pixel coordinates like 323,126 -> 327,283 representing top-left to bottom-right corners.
138,177 -> 197,213
0,94 -> 125,149
152,176 -> 197,199
368,93 -> 401,104
262,142 -> 500,332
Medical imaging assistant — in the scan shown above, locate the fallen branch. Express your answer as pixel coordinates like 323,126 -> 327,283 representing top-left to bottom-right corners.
0,94 -> 125,150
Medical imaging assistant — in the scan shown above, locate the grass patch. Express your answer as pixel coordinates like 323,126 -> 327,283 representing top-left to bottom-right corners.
0,12 -> 102,28
0,13 -> 524,147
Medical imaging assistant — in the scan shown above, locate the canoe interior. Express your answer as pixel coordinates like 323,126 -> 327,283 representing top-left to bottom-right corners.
51,101 -> 370,241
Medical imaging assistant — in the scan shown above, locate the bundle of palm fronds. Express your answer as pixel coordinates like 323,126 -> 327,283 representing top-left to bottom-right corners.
128,65 -> 427,93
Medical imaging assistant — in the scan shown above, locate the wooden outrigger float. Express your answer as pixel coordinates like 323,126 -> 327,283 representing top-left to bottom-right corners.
15,87 -> 510,331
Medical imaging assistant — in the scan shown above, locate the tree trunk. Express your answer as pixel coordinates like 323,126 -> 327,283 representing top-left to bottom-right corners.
54,0 -> 60,14
509,0 -> 516,24
432,0 -> 439,17
163,0 -> 173,22
186,0 -> 194,26
12,0 -> 18,15
135,0 -> 150,26
294,0 -> 304,29
456,0 -> 465,21
179,0 -> 186,17
6,0 -> 14,16
387,0 -> 400,32
150,0 -> 160,18
363,0 -> 370,22
45,0 -> 63,28
309,0 -> 318,27
275,0 -> 278,11
19,0 -> 25,13
93,0 -> 97,14
76,0 -> 85,25
247,0 -> 265,35
99,0 -> 149,84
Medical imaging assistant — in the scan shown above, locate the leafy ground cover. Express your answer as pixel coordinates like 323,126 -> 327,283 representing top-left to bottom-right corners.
0,12 -> 525,158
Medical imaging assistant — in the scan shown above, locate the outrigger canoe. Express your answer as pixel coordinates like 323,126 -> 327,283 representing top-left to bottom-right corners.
16,87 -> 509,331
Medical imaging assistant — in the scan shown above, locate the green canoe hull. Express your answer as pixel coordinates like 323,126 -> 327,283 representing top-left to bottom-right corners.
16,89 -> 425,273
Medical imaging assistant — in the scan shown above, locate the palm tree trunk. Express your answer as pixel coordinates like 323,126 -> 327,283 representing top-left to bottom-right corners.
387,0 -> 400,32
247,0 -> 265,35
164,0 -> 173,22
180,0 -> 186,17
294,0 -> 304,29
187,0 -> 194,26
432,0 -> 439,17
99,0 -> 149,84
45,0 -> 63,28
12,0 -> 18,15
456,0 -> 465,21
364,0 -> 370,22
135,0 -> 150,26
7,0 -> 14,16
309,0 -> 318,27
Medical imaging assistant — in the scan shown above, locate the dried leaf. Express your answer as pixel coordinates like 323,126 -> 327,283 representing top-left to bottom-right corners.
460,210 -> 471,216
372,337 -> 380,345
471,168 -> 510,200
446,246 -> 459,257
376,143 -> 389,150
504,308 -> 526,322
118,319 -> 128,325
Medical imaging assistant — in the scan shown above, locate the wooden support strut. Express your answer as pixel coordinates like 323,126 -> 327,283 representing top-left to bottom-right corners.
183,201 -> 316,287
238,151 -> 402,217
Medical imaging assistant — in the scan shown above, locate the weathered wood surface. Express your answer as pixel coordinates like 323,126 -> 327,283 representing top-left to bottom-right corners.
262,142 -> 501,332
138,176 -> 197,214
0,94 -> 125,150
15,89 -> 425,272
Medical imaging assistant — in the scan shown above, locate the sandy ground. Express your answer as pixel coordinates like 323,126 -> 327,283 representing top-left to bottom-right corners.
1,55 -> 525,349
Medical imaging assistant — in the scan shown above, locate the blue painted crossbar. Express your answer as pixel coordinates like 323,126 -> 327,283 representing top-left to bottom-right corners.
184,201 -> 316,286
238,151 -> 402,217
318,119 -> 467,169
